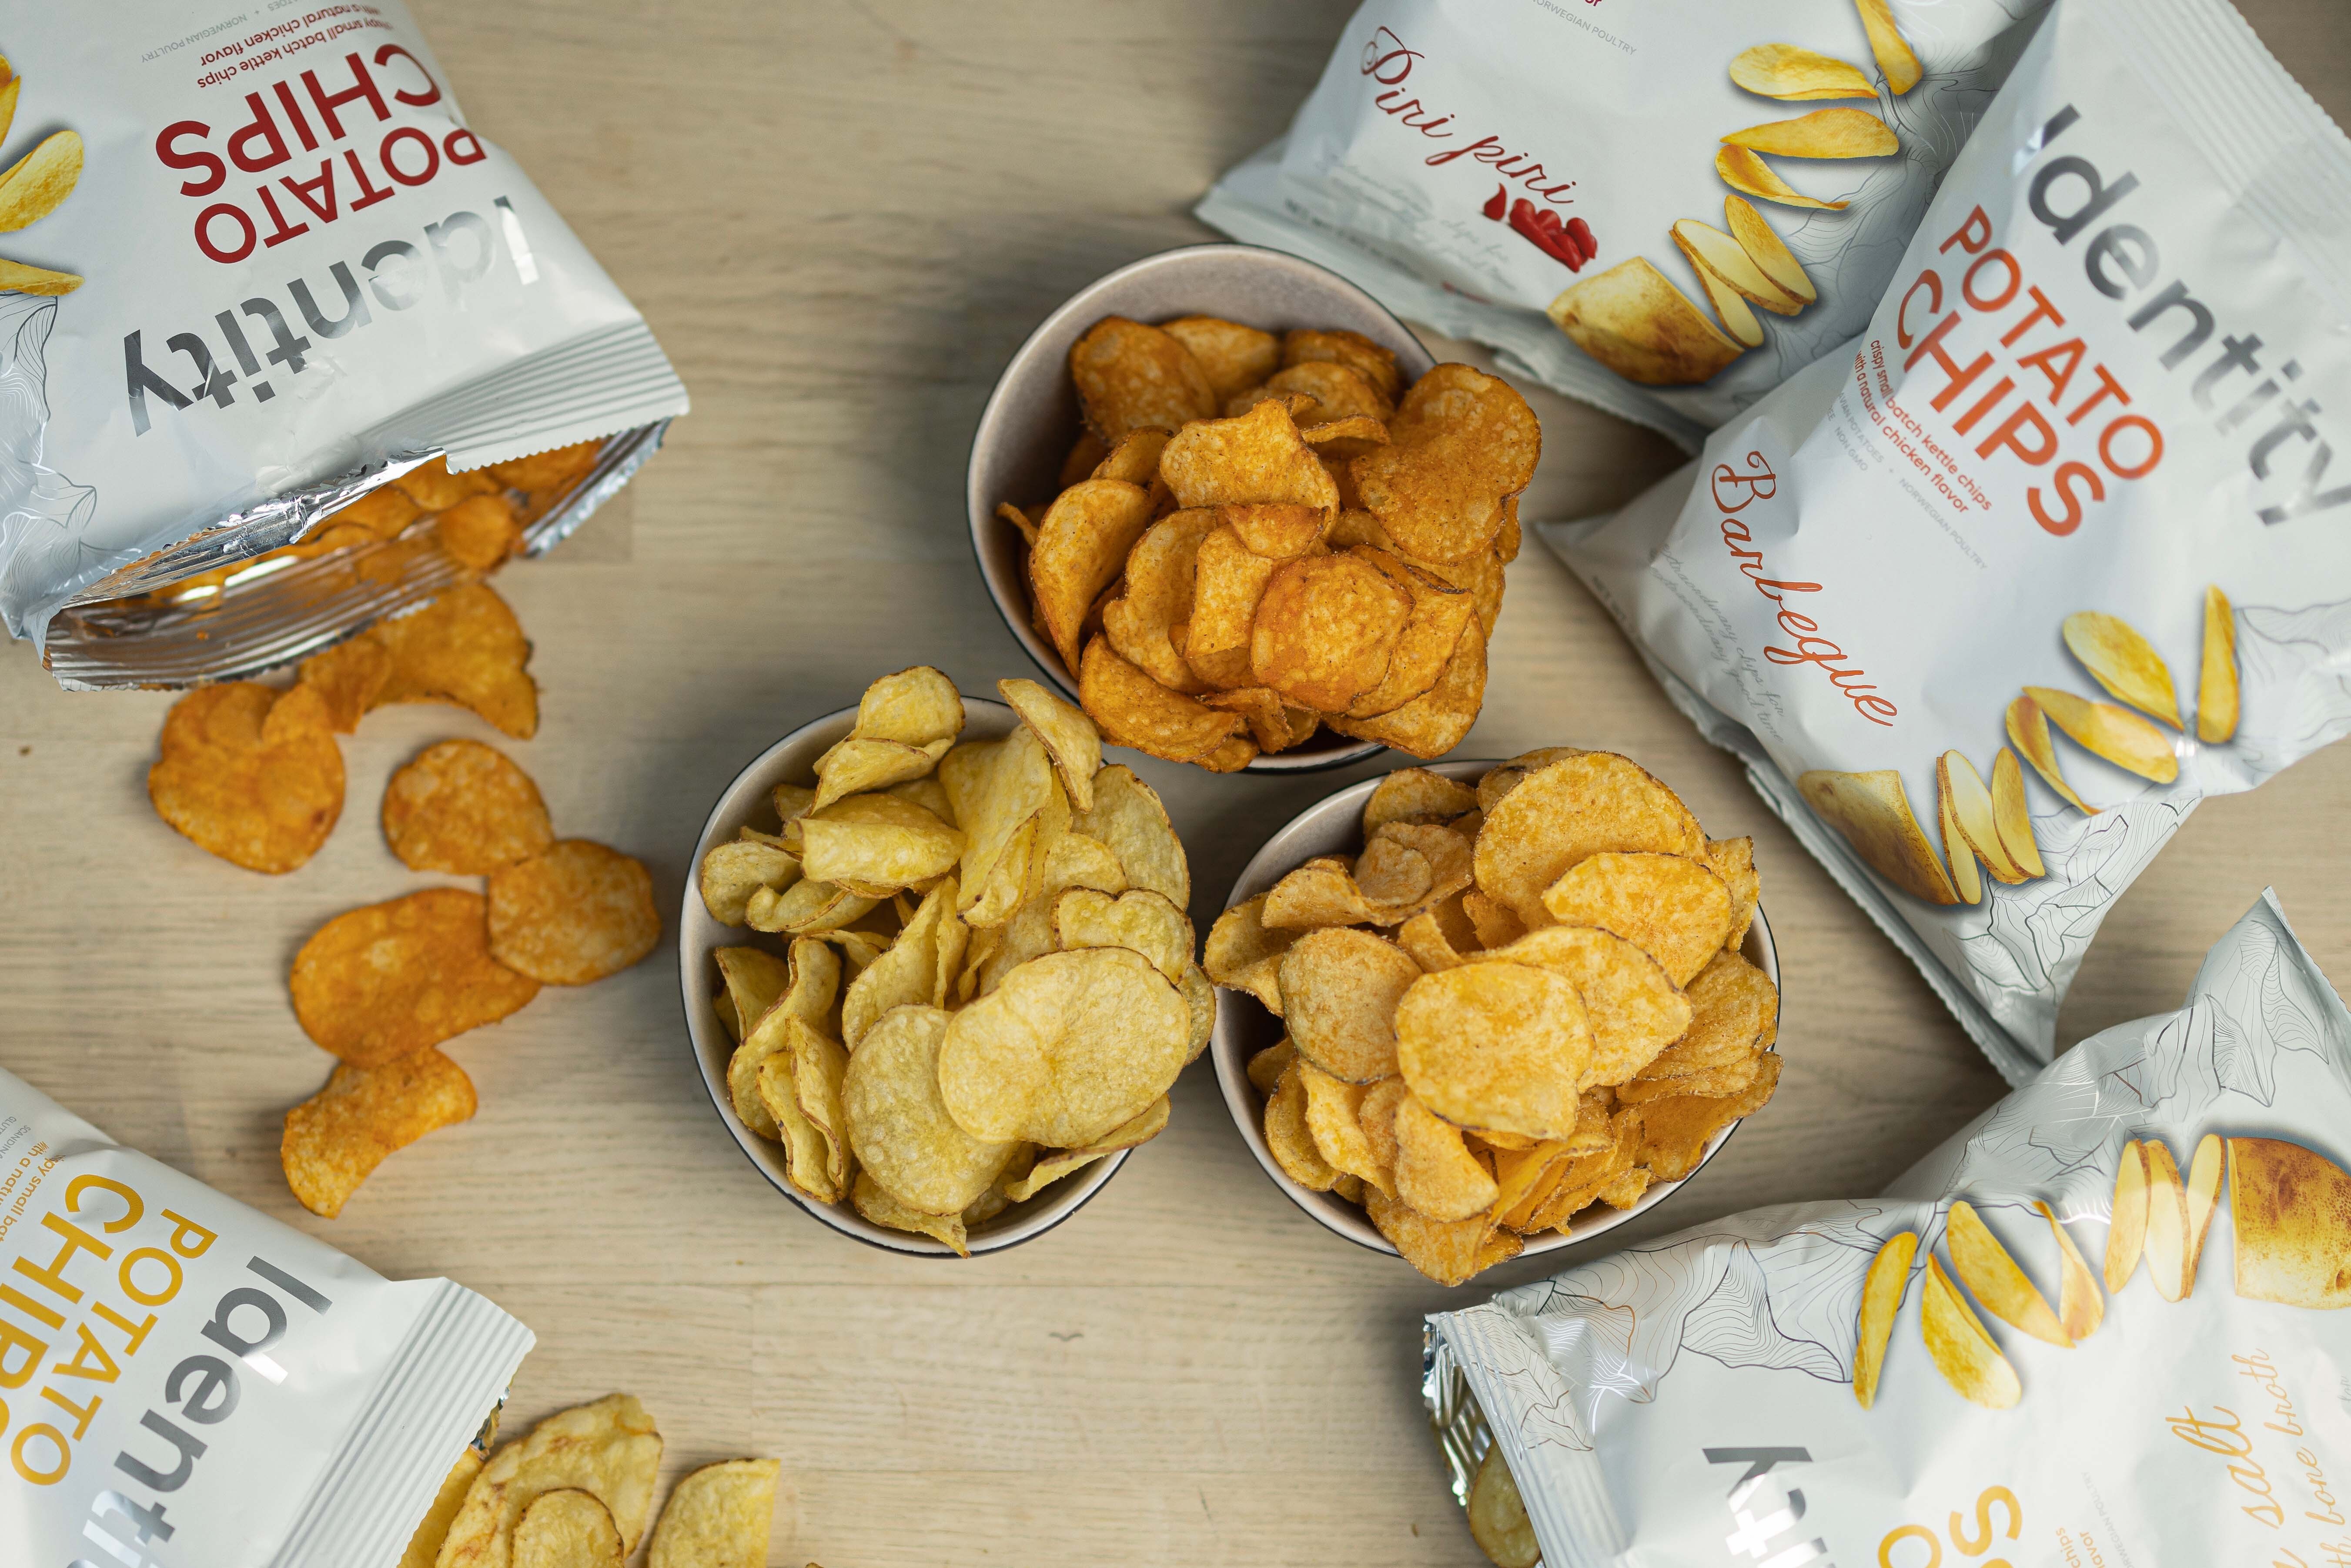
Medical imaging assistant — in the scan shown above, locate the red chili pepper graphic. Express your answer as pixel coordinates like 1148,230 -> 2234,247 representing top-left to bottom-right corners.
1482,184 -> 1507,221
1508,198 -> 1588,271
1566,216 -> 1595,262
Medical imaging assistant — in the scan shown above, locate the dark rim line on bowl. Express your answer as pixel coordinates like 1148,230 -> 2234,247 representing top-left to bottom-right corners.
676,698 -> 1133,1257
1211,759 -> 1780,1265
963,241 -> 1443,775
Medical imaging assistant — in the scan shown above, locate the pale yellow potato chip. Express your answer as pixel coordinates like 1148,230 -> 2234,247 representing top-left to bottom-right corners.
1055,886 -> 1191,983
1278,928 -> 1423,1083
1396,908 -> 1473,972
2227,1136 -> 2351,1309
1947,1199 -> 2070,1347
1988,749 -> 2044,879
853,1170 -> 969,1255
1670,218 -> 1802,315
2005,695 -> 2091,812
1940,784 -> 1983,906
2025,685 -> 2178,782
0,130 -> 81,233
700,841 -> 802,926
758,1043 -> 840,1204
2036,1200 -> 2105,1343
941,729 -> 1056,912
847,665 -> 962,747
713,947 -> 791,1047
2104,1139 -> 2148,1293
1070,315 -> 1216,440
512,1490 -> 622,1568
2198,585 -> 2239,743
1353,836 -> 1433,909
1539,851 -> 1732,986
1204,893 -> 1297,1014
1247,1039 -> 1299,1100
2141,1136 -> 2191,1302
437,1394 -> 663,1567
812,736 -> 952,812
1729,43 -> 1876,99
1691,254 -> 1765,348
1852,1230 -> 1915,1409
1000,677 -> 1103,812
1797,768 -> 1959,904
799,799 -> 965,893
1936,751 -> 2027,885
1263,859 -> 1381,930
1395,962 -> 1591,1138
1723,107 -> 1896,158
746,877 -> 878,936
1467,1444 -> 1541,1568
1920,1256 -> 2020,1409
787,1020 -> 853,1196
1393,1092 -> 1500,1221
1104,509 -> 1222,693
1365,1185 -> 1522,1286
1476,751 -> 1707,928
1266,1061 -> 1340,1192
1160,315 -> 1281,402
1031,479 -> 1157,672
646,1459 -> 779,1568
0,257 -> 80,294
1547,259 -> 1744,387
399,1449 -> 482,1568
846,1004 -> 1019,1215
1159,398 -> 1341,512
727,938 -> 840,1140
1639,949 -> 1777,1080
2063,610 -> 2181,728
2183,1131 -> 2224,1284
1297,1061 -> 1391,1197
1079,637 -> 1247,763
841,878 -> 958,1047
1487,924 -> 1690,1087
1364,767 -> 1479,836
937,947 -> 1190,1148
1714,146 -> 1851,211
1854,0 -> 1922,93
1724,197 -> 1817,306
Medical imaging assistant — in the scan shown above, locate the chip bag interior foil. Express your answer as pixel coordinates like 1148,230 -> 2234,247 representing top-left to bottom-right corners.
0,4 -> 688,688
0,1065 -> 530,1567
1544,0 -> 2351,1081
1430,891 -> 2351,1568
1197,0 -> 2050,448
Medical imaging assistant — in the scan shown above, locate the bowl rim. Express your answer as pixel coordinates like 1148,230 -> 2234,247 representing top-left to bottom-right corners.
962,239 -> 1444,776
677,695 -> 1131,1257
1207,758 -> 1782,1270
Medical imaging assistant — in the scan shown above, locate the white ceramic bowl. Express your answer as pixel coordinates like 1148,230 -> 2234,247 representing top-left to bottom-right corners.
964,241 -> 1438,774
679,696 -> 1130,1256
1208,759 -> 1781,1269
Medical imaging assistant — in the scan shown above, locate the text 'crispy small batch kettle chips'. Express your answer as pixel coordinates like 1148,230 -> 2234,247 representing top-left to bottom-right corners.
1198,0 -> 2051,446
1426,893 -> 2351,1568
1547,0 -> 2351,1080
0,4 -> 688,687
0,1065 -> 531,1567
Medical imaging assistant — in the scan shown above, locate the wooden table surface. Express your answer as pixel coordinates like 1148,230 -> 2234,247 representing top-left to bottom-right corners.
6,3 -> 2350,1563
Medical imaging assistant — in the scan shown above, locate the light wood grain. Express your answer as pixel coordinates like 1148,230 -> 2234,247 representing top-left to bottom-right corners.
2,2 -> 2348,1564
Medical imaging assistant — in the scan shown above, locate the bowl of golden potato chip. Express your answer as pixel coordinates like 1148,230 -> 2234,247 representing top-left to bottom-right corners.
682,668 -> 1212,1256
1205,750 -> 1782,1286
970,243 -> 1538,773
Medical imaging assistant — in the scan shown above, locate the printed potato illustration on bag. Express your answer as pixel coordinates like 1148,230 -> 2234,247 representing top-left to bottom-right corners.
1200,0 -> 2050,445
1431,894 -> 2351,1568
1552,0 -> 2351,1080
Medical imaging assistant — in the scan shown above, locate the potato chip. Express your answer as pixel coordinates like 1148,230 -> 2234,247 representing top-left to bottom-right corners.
746,877 -> 877,936
390,455 -> 496,511
2140,1136 -> 2190,1302
841,878 -> 958,1047
1395,962 -> 1590,1138
2001,694 -> 2091,815
1524,1110 -> 1644,1233
488,439 -> 602,493
291,888 -> 538,1064
1298,1061 -> 1391,1196
1476,751 -> 1707,928
1205,893 -> 1298,1013
1080,636 -> 1245,763
1670,218 -> 1801,316
1160,315 -> 1281,402
0,130 -> 81,233
999,678 -> 1102,811
699,842 -> 803,927
997,501 -> 1040,547
1615,1056 -> 1760,1102
1364,767 -> 1478,836
1547,258 -> 1745,386
1723,197 -> 1818,308
1055,886 -> 1191,983
1854,0 -> 1922,93
1461,888 -> 1525,952
1247,1038 -> 1299,1099
811,737 -> 952,812
1464,1444 -> 1540,1568
511,1489 -> 623,1568
1243,552 -> 1415,712
853,1170 -> 969,1253
1060,430 -> 1110,490
1264,359 -> 1394,425
846,1004 -> 1019,1215
1723,107 -> 1897,158
1487,925 -> 1690,1087
1369,821 -> 1474,914
1852,1230 -> 1916,1409
937,947 -> 1189,1147
1200,686 -> 1304,753
1283,328 -> 1402,401
1934,750 -> 2028,887
1341,550 -> 1475,720
381,739 -> 553,875
0,257 -> 80,294
1351,366 -> 1538,565
727,939 -> 839,1137
1920,1255 -> 2021,1409
2197,585 -> 2239,744
799,799 -> 965,892
713,947 -> 791,1047
281,1048 -> 475,1218
2103,1138 -> 2149,1292
1635,1052 -> 1780,1180
1354,837 -> 1434,910
1261,858 -> 1381,931
942,728 -> 1057,913
1279,928 -> 1423,1083
1365,1186 -> 1522,1286
1797,767 -> 1960,904
1327,617 -> 1487,759
373,583 -> 539,738
294,632 -> 394,734
2035,1200 -> 2105,1343
1484,1138 -> 1571,1230
149,682 -> 345,874
438,1394 -> 664,1567
2063,610 -> 2181,728
1940,784 -> 1984,906
1159,398 -> 1341,512
759,1031 -> 844,1203
436,492 -> 525,571
2024,685 -> 2178,783
1177,523 -> 1285,690
1396,909 -> 1473,972
1070,316 -> 1216,440
1265,1060 -> 1340,1192
1642,949 -> 1777,1079
1946,1199 -> 2070,1347
2182,1130 -> 2224,1285
333,485 -> 425,541
488,839 -> 660,985
1031,478 -> 1157,671
1729,42 -> 1876,100
1104,509 -> 1223,693
1298,414 -> 1390,461
1538,851 -> 1733,986
1088,425 -> 1174,488
1702,836 -> 1760,953
1691,254 -> 1765,348
399,1449 -> 482,1568
1986,748 -> 2045,879
1394,1092 -> 1501,1220
2227,1136 -> 2351,1309
644,1459 -> 779,1568
1713,145 -> 1851,211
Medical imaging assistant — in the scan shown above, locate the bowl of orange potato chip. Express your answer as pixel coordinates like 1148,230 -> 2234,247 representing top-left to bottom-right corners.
969,243 -> 1538,773
682,668 -> 1212,1256
1204,750 -> 1782,1286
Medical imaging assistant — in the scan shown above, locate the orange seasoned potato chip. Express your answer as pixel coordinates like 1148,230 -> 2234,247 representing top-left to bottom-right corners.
1395,961 -> 1592,1139
1160,398 -> 1341,513
149,681 -> 345,873
381,738 -> 554,874
298,634 -> 394,732
1278,927 -> 1423,1083
1340,548 -> 1473,719
1184,523 -> 1287,690
1030,478 -> 1157,672
1079,636 -> 1247,765
291,887 -> 539,1065
1251,552 -> 1414,713
1351,365 -> 1538,564
488,439 -> 602,494
1541,850 -> 1734,985
1284,327 -> 1402,401
1160,315 -> 1281,403
281,1048 -> 476,1217
437,492 -> 525,571
1476,751 -> 1706,926
1104,509 -> 1222,693
391,454 -> 498,511
373,582 -> 539,738
1327,618 -> 1487,760
1264,360 -> 1393,425
328,485 -> 423,541
487,839 -> 661,985
1070,316 -> 1215,439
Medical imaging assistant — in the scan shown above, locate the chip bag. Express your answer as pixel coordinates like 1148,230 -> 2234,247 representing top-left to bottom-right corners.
1546,0 -> 2351,1079
0,3 -> 688,686
0,1064 -> 530,1565
1198,0 -> 2050,446
1429,892 -> 2351,1568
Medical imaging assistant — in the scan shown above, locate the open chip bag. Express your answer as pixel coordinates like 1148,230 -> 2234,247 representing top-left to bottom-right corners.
1197,0 -> 2051,446
1428,892 -> 2351,1568
1545,0 -> 2351,1080
0,1064 -> 530,1566
0,3 -> 688,687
